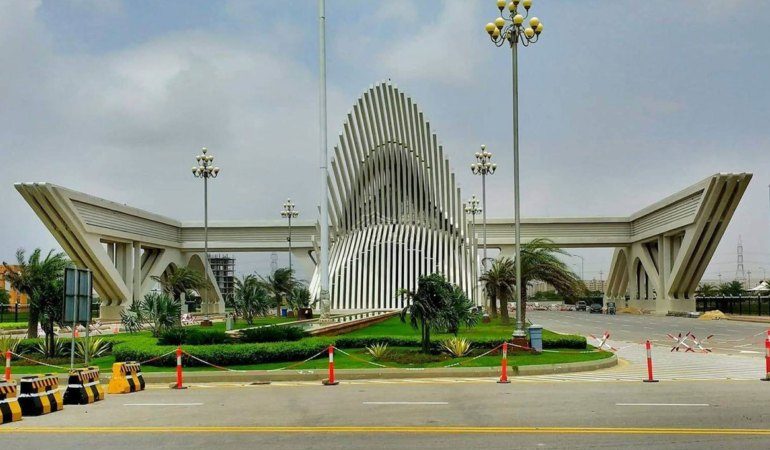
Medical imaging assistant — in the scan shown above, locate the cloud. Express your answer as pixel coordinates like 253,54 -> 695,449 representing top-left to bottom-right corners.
375,1 -> 484,86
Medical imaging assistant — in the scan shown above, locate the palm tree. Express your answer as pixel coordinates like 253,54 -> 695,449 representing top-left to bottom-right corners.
399,273 -> 450,353
718,280 -> 744,297
696,282 -> 718,297
232,275 -> 272,325
261,268 -> 297,316
515,239 -> 586,324
3,248 -> 69,340
479,257 -> 516,324
151,266 -> 205,304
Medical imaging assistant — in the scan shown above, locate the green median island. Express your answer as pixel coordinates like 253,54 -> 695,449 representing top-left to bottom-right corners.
3,315 -> 611,375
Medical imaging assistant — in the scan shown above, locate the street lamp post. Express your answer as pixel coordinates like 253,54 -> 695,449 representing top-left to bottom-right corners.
281,199 -> 300,274
485,0 -> 544,337
573,254 -> 585,282
471,145 -> 497,269
191,148 -> 220,313
465,196 -> 482,307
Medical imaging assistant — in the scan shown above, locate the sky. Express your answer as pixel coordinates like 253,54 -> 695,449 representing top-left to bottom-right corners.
1,0 -> 769,283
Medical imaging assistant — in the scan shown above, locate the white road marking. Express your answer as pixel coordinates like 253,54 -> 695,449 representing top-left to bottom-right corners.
615,403 -> 709,407
363,401 -> 449,405
739,350 -> 761,354
125,403 -> 204,406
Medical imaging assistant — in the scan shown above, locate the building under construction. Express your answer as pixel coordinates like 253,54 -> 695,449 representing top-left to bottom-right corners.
209,255 -> 236,303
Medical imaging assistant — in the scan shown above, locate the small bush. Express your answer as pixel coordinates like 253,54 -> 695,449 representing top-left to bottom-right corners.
112,337 -> 333,367
380,349 -> 451,365
239,325 -> 307,343
158,327 -> 230,346
75,338 -> 112,359
365,342 -> 390,360
440,337 -> 472,357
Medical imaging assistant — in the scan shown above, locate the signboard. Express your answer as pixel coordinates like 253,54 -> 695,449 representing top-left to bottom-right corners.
63,268 -> 92,323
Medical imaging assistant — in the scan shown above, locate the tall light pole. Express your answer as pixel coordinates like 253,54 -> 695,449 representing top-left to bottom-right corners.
572,254 -> 585,282
192,148 -> 220,312
471,145 -> 497,269
281,199 -> 299,274
465,196 -> 482,306
485,0 -> 544,337
318,0 -> 331,320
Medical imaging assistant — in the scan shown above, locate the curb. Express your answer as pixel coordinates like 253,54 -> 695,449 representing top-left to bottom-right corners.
725,315 -> 770,324
33,354 -> 617,384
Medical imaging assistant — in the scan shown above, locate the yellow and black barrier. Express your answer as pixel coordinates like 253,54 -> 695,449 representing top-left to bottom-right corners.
63,367 -> 105,405
0,380 -> 22,424
18,374 -> 63,416
107,361 -> 145,394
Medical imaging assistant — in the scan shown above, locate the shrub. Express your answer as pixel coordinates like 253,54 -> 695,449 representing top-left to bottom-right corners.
112,337 -> 332,367
440,337 -> 472,357
75,338 -> 112,359
0,336 -> 22,354
380,349 -> 451,365
239,325 -> 307,343
159,327 -> 230,346
34,337 -> 69,357
365,342 -> 390,360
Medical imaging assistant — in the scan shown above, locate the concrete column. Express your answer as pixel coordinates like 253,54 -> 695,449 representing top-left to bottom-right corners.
133,242 -> 142,304
119,244 -> 132,306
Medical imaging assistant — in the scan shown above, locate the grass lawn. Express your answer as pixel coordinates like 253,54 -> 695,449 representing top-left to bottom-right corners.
343,315 -> 570,342
8,346 -> 610,374
6,315 -> 609,375
0,321 -> 28,330
190,316 -> 294,332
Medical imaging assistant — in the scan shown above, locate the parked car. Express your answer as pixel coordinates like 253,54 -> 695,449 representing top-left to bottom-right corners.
576,301 -> 587,311
606,302 -> 616,315
589,303 -> 603,314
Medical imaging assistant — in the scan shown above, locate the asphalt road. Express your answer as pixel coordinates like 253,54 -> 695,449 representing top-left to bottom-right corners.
529,310 -> 768,355
2,379 -> 770,449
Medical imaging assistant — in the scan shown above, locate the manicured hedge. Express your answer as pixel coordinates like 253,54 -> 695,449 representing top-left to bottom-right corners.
239,326 -> 308,343
112,337 -> 333,367
158,328 -> 230,346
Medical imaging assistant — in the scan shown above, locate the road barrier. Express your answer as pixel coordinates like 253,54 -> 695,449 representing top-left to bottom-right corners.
107,362 -> 145,394
18,374 -> 64,416
4,350 -> 10,382
322,345 -> 339,386
589,332 -> 617,352
667,333 -> 693,352
0,380 -> 22,424
498,342 -> 510,384
643,340 -> 658,383
172,346 -> 186,390
63,367 -> 105,405
762,330 -> 770,381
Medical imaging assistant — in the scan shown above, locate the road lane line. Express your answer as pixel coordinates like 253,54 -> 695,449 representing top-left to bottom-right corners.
2,426 -> 769,436
615,403 -> 709,407
124,403 -> 204,406
363,401 -> 449,405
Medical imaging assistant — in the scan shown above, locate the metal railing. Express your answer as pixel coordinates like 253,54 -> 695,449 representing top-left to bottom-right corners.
696,296 -> 770,316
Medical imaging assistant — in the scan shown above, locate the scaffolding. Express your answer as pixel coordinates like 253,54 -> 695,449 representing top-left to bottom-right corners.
209,254 -> 236,302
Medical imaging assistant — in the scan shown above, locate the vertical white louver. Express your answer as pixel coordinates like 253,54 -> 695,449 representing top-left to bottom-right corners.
311,82 -> 473,311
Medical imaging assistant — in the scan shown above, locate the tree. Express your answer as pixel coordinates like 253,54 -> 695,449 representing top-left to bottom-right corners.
261,268 -> 297,316
0,288 -> 9,306
151,266 -> 205,304
138,292 -> 182,337
480,257 -> 516,323
696,282 -> 718,297
3,249 -> 69,345
490,239 -> 586,325
438,286 -> 480,335
288,285 -> 313,312
398,273 -> 477,353
232,275 -> 272,325
718,280 -> 744,297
